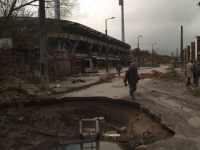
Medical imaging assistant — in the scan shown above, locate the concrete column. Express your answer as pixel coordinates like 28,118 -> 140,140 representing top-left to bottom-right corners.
113,49 -> 116,57
87,43 -> 93,55
66,40 -> 80,54
98,45 -> 102,56
57,39 -> 62,50
107,47 -> 110,56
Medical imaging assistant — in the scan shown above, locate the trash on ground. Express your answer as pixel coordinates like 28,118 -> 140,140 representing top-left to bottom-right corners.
71,79 -> 86,84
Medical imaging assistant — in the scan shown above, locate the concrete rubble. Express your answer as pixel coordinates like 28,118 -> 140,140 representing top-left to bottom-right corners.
138,70 -> 177,79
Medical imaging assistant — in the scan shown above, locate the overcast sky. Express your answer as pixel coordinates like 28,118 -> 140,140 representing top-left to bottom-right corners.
65,0 -> 200,56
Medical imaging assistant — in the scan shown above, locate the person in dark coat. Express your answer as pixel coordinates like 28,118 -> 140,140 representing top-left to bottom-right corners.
123,63 -> 138,100
116,64 -> 122,77
196,58 -> 200,87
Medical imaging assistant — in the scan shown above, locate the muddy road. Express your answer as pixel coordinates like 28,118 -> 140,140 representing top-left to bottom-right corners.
1,65 -> 200,150
62,65 -> 200,150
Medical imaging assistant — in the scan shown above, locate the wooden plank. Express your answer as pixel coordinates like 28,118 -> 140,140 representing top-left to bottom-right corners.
105,122 -> 124,133
102,133 -> 120,137
105,131 -> 117,134
79,121 -> 82,134
82,118 -> 97,122
96,120 -> 99,134
59,139 -> 96,145
82,132 -> 97,136
83,128 -> 96,132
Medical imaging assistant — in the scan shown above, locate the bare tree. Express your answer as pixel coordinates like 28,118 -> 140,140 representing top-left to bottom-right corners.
0,0 -> 79,36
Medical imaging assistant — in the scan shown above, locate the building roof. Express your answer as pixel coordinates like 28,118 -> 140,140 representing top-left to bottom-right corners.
1,17 -> 131,50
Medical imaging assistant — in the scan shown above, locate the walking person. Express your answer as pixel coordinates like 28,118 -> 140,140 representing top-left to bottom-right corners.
124,63 -> 138,100
193,61 -> 197,84
196,58 -> 200,87
116,64 -> 122,77
185,60 -> 193,85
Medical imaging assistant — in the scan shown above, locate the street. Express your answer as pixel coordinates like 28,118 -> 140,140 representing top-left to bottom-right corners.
1,65 -> 200,150
61,65 -> 200,150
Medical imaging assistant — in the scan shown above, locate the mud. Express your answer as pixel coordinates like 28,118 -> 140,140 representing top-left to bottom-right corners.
0,99 -> 174,150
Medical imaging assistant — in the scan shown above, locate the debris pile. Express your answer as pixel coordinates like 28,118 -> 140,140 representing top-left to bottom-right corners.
0,76 -> 54,104
138,70 -> 176,79
130,130 -> 162,149
99,74 -> 115,82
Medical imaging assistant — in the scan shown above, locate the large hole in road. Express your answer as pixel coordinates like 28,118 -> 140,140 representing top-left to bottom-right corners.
0,97 -> 175,150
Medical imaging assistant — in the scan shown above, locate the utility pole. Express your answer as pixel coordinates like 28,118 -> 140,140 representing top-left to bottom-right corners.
152,43 -> 156,66
138,35 -> 142,68
54,0 -> 61,50
39,0 -> 49,89
181,26 -> 183,72
177,48 -> 178,58
119,0 -> 125,42
54,0 -> 60,20
105,24 -> 108,73
105,17 -> 115,73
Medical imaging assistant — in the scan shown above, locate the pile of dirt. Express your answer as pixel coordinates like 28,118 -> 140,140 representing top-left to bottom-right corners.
0,76 -> 55,104
138,70 -> 177,79
99,74 -> 115,82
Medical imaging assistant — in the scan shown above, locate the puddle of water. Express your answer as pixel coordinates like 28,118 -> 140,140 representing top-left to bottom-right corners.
53,141 -> 121,150
188,117 -> 200,127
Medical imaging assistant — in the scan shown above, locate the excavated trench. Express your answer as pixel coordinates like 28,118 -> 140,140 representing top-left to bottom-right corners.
0,97 -> 175,150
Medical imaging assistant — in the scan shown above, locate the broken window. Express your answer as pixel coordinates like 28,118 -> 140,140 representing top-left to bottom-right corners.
75,62 -> 82,68
85,60 -> 90,68
92,59 -> 97,67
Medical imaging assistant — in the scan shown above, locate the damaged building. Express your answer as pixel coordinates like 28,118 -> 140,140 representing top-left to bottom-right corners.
0,17 -> 131,78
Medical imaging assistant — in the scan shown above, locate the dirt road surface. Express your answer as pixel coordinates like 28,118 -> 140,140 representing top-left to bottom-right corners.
62,65 -> 200,150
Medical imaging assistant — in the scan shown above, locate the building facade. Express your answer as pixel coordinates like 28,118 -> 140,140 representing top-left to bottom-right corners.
195,36 -> 200,61
190,41 -> 195,61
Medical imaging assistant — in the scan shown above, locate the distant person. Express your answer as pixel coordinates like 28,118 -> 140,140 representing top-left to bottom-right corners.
196,58 -> 200,87
124,63 -> 139,100
116,64 -> 122,77
193,61 -> 197,84
185,60 -> 193,85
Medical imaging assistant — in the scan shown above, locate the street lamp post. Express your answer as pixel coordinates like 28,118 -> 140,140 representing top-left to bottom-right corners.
156,48 -> 159,64
138,35 -> 142,68
156,48 -> 159,54
105,17 -> 115,73
152,43 -> 156,65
